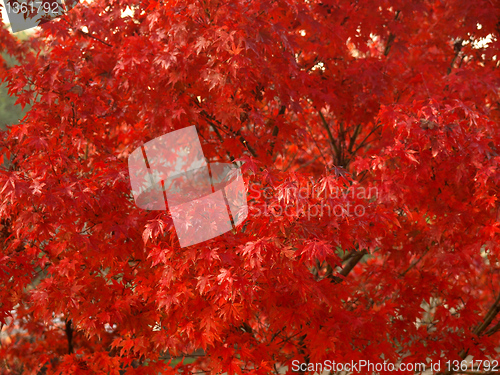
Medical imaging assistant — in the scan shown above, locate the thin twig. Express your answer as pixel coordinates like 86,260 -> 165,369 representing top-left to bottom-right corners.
383,11 -> 400,57
400,247 -> 431,277
269,105 -> 286,158
77,30 -> 113,48
318,110 -> 340,162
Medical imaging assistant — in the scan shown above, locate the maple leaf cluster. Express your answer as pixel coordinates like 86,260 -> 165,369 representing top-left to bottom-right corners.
0,0 -> 500,374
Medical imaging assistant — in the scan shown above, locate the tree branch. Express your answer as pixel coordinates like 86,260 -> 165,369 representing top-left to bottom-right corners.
351,123 -> 382,155
439,292 -> 500,375
198,107 -> 258,158
474,293 -> 500,337
447,39 -> 463,75
78,30 -> 113,48
326,249 -> 368,284
383,10 -> 400,57
65,319 -> 74,354
399,247 -> 430,277
268,105 -> 286,158
347,124 -> 361,154
319,110 -> 340,164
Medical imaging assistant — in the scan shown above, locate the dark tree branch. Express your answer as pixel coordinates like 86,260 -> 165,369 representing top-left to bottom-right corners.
400,247 -> 430,277
65,319 -> 74,354
297,333 -> 310,375
447,39 -> 463,75
78,30 -> 113,48
486,320 -> 500,336
347,124 -> 361,154
319,110 -> 340,164
268,105 -> 286,158
384,33 -> 396,56
474,293 -> 500,336
197,107 -> 258,158
300,248 -> 368,372
440,292 -> 500,375
384,10 -> 400,57
324,249 -> 368,284
61,18 -> 113,48
338,249 -> 368,279
351,123 -> 382,155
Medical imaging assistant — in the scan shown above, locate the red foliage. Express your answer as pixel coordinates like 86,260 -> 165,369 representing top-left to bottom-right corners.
0,0 -> 500,374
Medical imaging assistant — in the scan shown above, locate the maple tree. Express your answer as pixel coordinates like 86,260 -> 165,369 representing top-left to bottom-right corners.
0,30 -> 32,130
0,0 -> 500,373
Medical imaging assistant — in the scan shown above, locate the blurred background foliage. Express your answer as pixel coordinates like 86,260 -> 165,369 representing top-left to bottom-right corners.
0,27 -> 31,130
